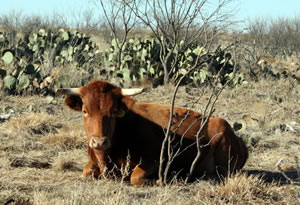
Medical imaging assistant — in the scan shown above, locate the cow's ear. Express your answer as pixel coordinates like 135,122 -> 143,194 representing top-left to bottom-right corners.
64,95 -> 82,111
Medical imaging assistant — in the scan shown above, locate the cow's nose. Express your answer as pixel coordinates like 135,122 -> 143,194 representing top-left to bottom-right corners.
89,136 -> 110,150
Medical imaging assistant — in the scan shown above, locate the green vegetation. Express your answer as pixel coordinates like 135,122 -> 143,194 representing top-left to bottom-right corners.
103,37 -> 235,86
0,28 -> 240,94
0,29 -> 100,94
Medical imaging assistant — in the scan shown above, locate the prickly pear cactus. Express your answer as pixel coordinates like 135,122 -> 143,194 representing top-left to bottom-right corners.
0,28 -> 241,94
103,38 -> 163,84
103,37 -> 238,87
2,50 -> 14,65
0,29 -> 100,95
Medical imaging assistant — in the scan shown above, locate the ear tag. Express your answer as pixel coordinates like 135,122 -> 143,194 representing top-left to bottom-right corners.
116,109 -> 125,118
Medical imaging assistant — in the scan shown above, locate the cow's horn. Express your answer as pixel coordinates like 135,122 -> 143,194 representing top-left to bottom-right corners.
121,88 -> 144,96
57,88 -> 80,95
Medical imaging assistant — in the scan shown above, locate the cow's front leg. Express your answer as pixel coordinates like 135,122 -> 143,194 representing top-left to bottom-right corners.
84,148 -> 110,178
130,163 -> 157,186
83,160 -> 100,178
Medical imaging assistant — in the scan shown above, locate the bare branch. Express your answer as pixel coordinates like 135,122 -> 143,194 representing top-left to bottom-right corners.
129,0 -> 236,84
96,0 -> 138,70
276,158 -> 294,185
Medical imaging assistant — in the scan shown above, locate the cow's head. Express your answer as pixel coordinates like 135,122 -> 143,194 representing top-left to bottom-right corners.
57,81 -> 144,151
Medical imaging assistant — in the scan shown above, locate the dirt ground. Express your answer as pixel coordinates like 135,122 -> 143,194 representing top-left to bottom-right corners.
0,78 -> 299,204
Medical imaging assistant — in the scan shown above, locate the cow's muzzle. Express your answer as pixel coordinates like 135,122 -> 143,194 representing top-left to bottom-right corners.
89,136 -> 111,150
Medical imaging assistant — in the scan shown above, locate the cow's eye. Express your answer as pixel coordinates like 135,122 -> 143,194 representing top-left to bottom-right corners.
82,110 -> 88,116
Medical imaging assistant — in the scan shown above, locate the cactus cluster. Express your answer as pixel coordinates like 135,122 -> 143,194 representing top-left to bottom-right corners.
1,29 -> 243,95
103,38 -> 162,83
103,37 -> 237,87
0,29 -> 99,94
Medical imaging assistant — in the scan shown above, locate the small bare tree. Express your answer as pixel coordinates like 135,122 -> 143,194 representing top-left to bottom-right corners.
95,0 -> 139,70
0,10 -> 24,32
246,17 -> 269,58
268,17 -> 300,57
158,41 -> 239,185
245,16 -> 300,62
71,8 -> 100,31
130,0 -> 236,84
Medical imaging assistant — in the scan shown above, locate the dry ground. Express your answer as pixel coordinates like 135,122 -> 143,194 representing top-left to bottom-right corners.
0,79 -> 299,205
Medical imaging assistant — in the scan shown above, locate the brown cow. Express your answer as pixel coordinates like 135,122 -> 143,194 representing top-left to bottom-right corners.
58,80 -> 248,186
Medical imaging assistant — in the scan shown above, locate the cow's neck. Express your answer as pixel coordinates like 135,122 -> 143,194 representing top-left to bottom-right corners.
129,102 -> 171,128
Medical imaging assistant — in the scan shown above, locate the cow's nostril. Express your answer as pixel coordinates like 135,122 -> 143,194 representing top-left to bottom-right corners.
90,137 -> 97,148
101,138 -> 108,145
90,137 -> 110,150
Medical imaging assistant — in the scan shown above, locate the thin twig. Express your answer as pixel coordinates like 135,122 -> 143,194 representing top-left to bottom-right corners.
276,158 -> 294,184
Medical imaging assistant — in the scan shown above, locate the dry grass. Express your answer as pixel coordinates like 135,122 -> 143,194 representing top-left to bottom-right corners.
0,78 -> 299,204
1,112 -> 57,133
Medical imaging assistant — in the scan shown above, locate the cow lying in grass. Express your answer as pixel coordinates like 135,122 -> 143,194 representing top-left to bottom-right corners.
58,80 -> 248,186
